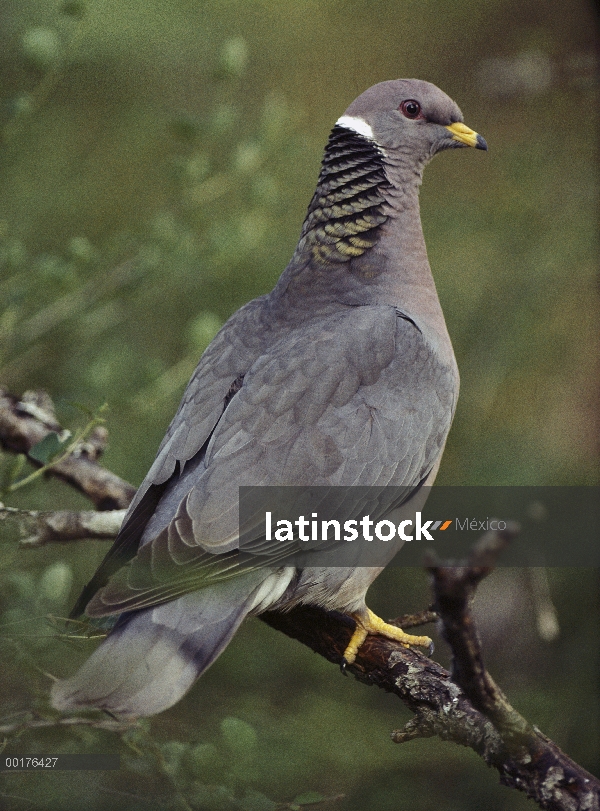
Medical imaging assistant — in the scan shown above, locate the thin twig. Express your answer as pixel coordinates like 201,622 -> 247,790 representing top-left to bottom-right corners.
0,389 -> 135,509
0,714 -> 136,736
388,607 -> 438,629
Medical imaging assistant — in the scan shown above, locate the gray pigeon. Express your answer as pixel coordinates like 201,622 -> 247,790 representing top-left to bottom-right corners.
52,79 -> 486,718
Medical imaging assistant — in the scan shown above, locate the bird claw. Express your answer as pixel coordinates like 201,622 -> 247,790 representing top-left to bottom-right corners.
426,640 -> 435,657
340,657 -> 349,676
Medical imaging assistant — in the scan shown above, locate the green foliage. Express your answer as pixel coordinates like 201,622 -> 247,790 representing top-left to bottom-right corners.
291,792 -> 328,807
21,28 -> 63,69
39,562 -> 73,605
0,403 -> 106,497
0,0 -> 597,809
29,432 -> 72,465
220,717 -> 258,762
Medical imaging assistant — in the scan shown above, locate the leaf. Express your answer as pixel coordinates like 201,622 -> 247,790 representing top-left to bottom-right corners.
188,783 -> 235,809
291,793 -> 327,806
220,717 -> 257,757
160,740 -> 188,777
29,432 -> 70,465
182,742 -> 218,778
39,562 -> 73,603
21,28 -> 62,69
239,789 -> 277,811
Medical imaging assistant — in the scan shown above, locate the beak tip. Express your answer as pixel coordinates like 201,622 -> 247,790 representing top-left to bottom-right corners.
475,134 -> 488,151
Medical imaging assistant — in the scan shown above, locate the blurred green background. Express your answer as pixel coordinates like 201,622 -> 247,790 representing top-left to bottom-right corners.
0,0 -> 598,809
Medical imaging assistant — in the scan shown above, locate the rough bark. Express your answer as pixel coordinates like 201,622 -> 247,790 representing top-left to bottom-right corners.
0,504 -> 126,546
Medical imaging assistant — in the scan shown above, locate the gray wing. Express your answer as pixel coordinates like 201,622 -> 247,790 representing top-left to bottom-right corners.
136,296 -> 273,502
71,296 -> 272,617
85,304 -> 457,616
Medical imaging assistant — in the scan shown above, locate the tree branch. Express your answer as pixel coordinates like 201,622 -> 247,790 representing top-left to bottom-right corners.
425,525 -> 530,740
0,505 -> 126,547
0,389 -> 135,510
0,388 -> 598,810
261,601 -> 599,810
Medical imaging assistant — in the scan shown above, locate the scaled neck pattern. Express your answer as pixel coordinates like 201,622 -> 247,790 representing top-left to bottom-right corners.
271,120 -> 440,339
299,124 -> 392,264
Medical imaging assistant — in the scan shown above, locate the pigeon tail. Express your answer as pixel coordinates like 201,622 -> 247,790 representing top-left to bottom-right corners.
51,578 -> 264,718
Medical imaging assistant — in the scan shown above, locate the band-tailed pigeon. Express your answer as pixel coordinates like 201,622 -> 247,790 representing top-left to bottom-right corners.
52,79 -> 486,718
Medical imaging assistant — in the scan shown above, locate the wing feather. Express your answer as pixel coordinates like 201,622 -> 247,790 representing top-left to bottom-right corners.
84,304 -> 458,617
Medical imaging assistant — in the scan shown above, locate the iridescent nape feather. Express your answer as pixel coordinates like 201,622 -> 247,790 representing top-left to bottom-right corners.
301,125 -> 390,263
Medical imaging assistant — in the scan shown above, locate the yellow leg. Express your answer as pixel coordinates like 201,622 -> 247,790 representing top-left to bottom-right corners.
342,608 -> 433,665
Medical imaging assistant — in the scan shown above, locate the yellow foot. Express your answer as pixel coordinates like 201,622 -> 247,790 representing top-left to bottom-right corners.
341,608 -> 433,668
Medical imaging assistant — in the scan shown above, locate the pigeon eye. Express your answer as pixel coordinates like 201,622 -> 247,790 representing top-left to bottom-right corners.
400,100 -> 422,119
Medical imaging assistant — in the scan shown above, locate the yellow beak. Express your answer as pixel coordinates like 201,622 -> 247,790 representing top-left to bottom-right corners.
445,121 -> 488,150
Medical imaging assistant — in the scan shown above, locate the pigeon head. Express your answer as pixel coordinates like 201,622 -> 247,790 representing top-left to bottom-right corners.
338,79 -> 487,160
294,80 -> 486,270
